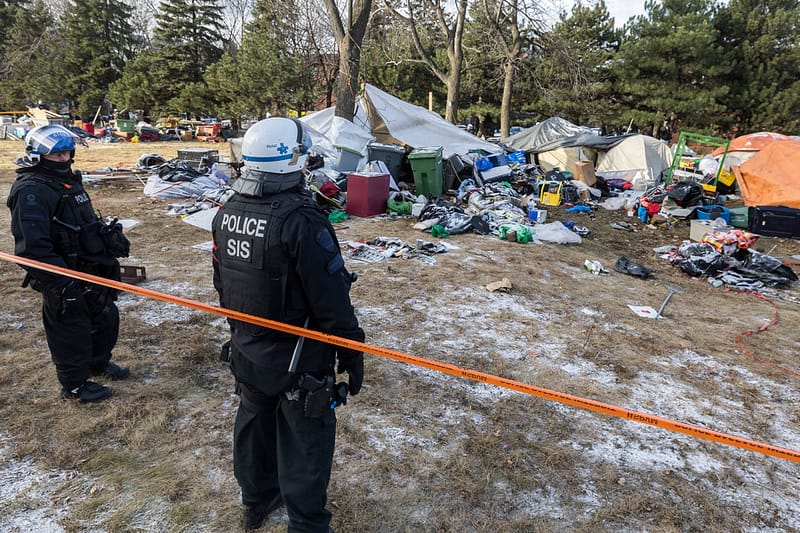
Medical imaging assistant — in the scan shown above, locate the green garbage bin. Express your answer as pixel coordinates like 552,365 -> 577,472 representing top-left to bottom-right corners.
408,146 -> 443,198
115,119 -> 136,133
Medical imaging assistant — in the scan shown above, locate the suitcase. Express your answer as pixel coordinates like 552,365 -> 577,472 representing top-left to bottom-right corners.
749,206 -> 800,239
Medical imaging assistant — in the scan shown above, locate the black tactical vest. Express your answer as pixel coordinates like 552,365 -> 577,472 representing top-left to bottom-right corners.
9,170 -> 115,271
213,191 -> 316,337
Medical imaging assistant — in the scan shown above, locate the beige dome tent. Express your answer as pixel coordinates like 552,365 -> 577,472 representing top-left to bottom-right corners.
596,134 -> 673,181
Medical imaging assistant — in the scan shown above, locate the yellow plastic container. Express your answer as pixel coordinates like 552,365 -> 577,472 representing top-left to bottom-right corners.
539,181 -> 563,206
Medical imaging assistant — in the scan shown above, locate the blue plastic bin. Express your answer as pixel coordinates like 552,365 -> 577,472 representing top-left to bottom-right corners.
695,205 -> 731,224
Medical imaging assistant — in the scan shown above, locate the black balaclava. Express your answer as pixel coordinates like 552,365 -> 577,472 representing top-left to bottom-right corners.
37,152 -> 76,179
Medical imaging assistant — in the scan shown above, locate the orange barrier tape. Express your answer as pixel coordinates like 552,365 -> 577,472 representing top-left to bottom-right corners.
2,251 -> 799,463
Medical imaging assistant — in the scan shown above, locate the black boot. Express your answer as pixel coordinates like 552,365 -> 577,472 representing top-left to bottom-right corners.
61,381 -> 112,403
243,492 -> 283,531
96,361 -> 130,380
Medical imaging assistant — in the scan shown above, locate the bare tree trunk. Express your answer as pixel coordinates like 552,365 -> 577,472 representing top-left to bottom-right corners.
445,72 -> 461,124
335,36 -> 361,120
387,0 -> 467,124
324,0 -> 372,121
500,59 -> 514,138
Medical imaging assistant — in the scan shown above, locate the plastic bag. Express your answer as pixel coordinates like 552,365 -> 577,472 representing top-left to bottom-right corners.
499,224 -> 533,243
387,198 -> 412,215
328,210 -> 349,223
533,222 -> 582,244
431,224 -> 450,238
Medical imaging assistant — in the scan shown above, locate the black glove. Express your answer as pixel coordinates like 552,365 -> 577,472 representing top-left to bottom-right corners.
100,218 -> 131,258
336,349 -> 364,396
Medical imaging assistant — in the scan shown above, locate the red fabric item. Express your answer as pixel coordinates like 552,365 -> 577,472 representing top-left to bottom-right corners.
319,180 -> 340,197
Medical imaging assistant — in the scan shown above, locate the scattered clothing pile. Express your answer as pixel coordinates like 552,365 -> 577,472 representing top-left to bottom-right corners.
660,233 -> 798,289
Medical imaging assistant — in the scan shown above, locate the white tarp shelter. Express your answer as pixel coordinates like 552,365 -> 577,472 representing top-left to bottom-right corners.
595,134 -> 673,181
301,84 -> 501,160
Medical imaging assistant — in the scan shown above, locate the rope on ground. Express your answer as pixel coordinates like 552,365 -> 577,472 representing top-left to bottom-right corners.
733,290 -> 800,379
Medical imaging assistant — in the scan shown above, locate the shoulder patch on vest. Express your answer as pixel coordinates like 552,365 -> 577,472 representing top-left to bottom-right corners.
20,192 -> 46,221
315,227 -> 337,253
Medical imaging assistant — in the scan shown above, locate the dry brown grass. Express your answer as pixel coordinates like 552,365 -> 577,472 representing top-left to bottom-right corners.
1,138 -> 799,532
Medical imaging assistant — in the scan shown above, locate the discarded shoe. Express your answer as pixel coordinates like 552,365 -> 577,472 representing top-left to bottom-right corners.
243,492 -> 284,531
61,381 -> 112,403
97,361 -> 130,380
610,221 -> 634,231
573,225 -> 591,236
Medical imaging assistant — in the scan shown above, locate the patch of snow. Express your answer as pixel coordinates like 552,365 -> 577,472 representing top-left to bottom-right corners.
0,434 -> 77,533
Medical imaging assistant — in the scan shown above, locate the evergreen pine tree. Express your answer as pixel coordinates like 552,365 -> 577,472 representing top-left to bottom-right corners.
154,0 -> 225,86
60,0 -> 135,118
230,0 -> 330,117
0,0 -> 62,110
0,0 -> 25,45
718,0 -> 800,133
530,1 -> 620,131
614,0 -> 730,138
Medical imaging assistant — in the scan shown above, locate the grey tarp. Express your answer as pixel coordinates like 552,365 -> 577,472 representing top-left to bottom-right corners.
504,117 -> 629,154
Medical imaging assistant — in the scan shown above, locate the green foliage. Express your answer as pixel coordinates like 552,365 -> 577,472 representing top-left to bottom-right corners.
360,10 -> 439,110
204,53 -> 248,121
60,0 -> 135,118
110,0 -> 226,118
0,0 -> 797,135
108,50 -> 177,116
614,0 -> 730,137
718,0 -> 800,134
217,0 -> 331,118
0,0 -> 62,111
528,1 -> 621,128
0,0 -> 26,45
154,0 -> 225,84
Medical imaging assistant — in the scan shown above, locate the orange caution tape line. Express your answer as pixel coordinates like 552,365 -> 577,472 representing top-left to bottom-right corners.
2,251 -> 799,463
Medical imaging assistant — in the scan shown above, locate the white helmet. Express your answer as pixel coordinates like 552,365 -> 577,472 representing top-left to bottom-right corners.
241,117 -> 312,174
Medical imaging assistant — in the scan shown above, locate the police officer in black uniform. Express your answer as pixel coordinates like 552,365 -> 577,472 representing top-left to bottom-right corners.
7,124 -> 131,404
212,117 -> 364,532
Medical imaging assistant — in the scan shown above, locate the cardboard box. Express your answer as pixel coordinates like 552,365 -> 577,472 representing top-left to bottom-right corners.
573,160 -> 596,186
690,219 -> 732,241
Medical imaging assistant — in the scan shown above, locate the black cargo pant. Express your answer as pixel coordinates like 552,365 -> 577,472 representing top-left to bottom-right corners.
230,348 -> 336,533
41,283 -> 119,390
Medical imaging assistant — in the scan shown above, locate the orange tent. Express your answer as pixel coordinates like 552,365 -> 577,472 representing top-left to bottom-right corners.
734,139 -> 800,208
713,131 -> 793,156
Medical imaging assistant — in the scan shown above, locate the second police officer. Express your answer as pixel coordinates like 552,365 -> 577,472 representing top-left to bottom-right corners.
211,117 -> 365,532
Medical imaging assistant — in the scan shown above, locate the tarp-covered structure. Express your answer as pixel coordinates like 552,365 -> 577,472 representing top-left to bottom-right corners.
301,84 -> 501,160
734,139 -> 800,208
504,117 -> 595,153
536,146 -> 599,173
504,117 -> 637,174
596,134 -> 674,181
